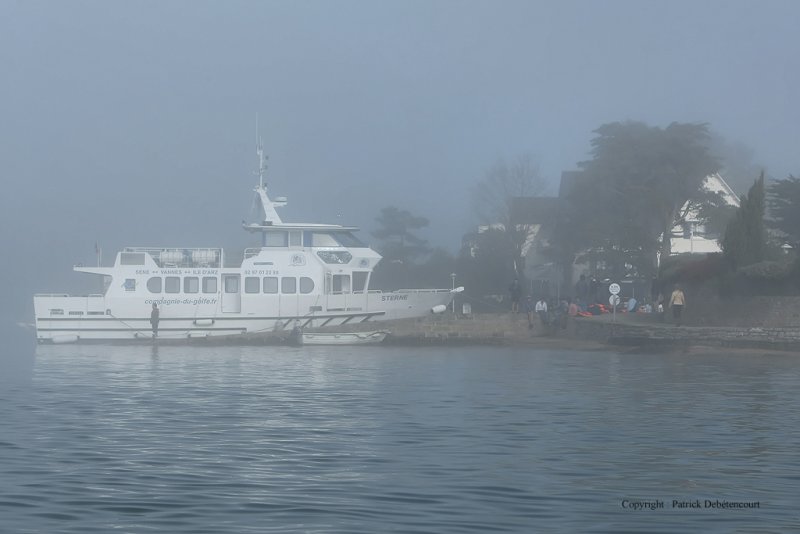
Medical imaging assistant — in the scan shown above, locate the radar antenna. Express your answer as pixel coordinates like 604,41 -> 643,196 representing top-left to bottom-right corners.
248,116 -> 287,226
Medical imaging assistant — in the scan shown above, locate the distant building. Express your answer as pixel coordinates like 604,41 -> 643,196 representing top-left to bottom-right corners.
461,223 -> 506,258
668,172 -> 740,256
508,171 -> 740,297
509,196 -> 560,283
508,194 -> 564,297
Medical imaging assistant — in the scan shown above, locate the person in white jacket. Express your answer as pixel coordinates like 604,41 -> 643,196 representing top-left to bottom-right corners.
535,297 -> 548,328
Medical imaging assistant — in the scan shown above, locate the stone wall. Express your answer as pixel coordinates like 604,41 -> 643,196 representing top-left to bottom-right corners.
574,317 -> 800,351
258,311 -> 800,352
684,296 -> 800,328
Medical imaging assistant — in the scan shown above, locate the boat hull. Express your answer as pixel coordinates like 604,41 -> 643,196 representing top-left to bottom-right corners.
33,289 -> 452,343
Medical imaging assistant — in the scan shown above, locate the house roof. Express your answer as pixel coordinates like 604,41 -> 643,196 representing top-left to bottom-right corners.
558,170 -> 587,198
703,172 -> 740,206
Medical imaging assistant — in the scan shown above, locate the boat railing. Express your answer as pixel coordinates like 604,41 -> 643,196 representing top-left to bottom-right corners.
34,294 -> 109,319
35,294 -> 104,299
367,288 -> 451,295
124,247 -> 222,268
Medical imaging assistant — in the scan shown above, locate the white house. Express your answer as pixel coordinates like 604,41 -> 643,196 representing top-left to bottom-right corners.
669,173 -> 740,255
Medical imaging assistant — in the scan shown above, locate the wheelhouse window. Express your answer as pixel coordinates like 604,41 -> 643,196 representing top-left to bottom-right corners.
352,271 -> 368,293
224,276 -> 239,293
263,231 -> 288,247
245,277 -> 260,293
147,277 -> 162,293
281,277 -> 296,294
304,232 -> 339,247
202,277 -> 217,293
289,231 -> 302,247
263,277 -> 278,294
184,277 -> 199,294
299,277 -> 315,294
165,276 -> 180,294
317,251 -> 353,264
124,279 -> 136,292
302,231 -> 365,248
332,274 -> 351,294
332,231 -> 366,247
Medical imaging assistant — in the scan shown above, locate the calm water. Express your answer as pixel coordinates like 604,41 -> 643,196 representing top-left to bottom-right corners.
1,331 -> 799,532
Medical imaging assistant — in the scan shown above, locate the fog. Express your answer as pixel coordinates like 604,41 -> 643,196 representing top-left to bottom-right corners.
1,0 -> 798,326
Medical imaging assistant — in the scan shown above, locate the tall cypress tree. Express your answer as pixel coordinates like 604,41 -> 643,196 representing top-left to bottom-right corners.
767,175 -> 800,244
722,172 -> 766,268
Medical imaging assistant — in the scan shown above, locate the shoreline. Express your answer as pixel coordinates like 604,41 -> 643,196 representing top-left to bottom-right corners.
29,313 -> 800,354
328,313 -> 800,354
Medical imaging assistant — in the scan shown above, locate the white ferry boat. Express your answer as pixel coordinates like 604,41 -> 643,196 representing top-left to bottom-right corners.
34,140 -> 457,343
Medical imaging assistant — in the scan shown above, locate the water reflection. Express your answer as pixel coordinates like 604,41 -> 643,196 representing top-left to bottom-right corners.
0,344 -> 796,533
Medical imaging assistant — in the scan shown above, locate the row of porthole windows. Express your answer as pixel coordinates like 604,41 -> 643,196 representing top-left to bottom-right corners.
139,276 -> 316,295
144,276 -> 218,294
240,276 -> 315,295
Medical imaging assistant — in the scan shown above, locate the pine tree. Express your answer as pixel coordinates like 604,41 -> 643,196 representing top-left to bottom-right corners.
767,175 -> 800,244
722,172 -> 766,268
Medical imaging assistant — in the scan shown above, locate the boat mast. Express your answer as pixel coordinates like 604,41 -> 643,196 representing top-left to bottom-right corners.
256,114 -> 266,189
252,117 -> 286,225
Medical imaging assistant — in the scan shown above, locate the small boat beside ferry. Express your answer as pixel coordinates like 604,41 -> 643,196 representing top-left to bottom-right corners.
33,138 -> 457,343
297,330 -> 389,346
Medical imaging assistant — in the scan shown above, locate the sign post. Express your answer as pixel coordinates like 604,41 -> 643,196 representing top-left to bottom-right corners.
609,283 -> 621,324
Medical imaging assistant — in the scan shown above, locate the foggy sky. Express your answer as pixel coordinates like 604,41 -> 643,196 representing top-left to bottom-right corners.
1,0 -> 799,323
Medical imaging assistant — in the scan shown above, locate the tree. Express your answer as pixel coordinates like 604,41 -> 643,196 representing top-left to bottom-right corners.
722,173 -> 766,268
371,206 -> 430,264
459,227 -> 517,300
560,121 -> 720,278
472,154 -> 547,277
767,175 -> 800,244
692,191 -> 739,239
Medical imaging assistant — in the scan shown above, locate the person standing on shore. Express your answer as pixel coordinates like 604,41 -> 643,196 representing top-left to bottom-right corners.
669,285 -> 686,326
524,296 -> 535,330
535,297 -> 548,330
509,278 -> 522,314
